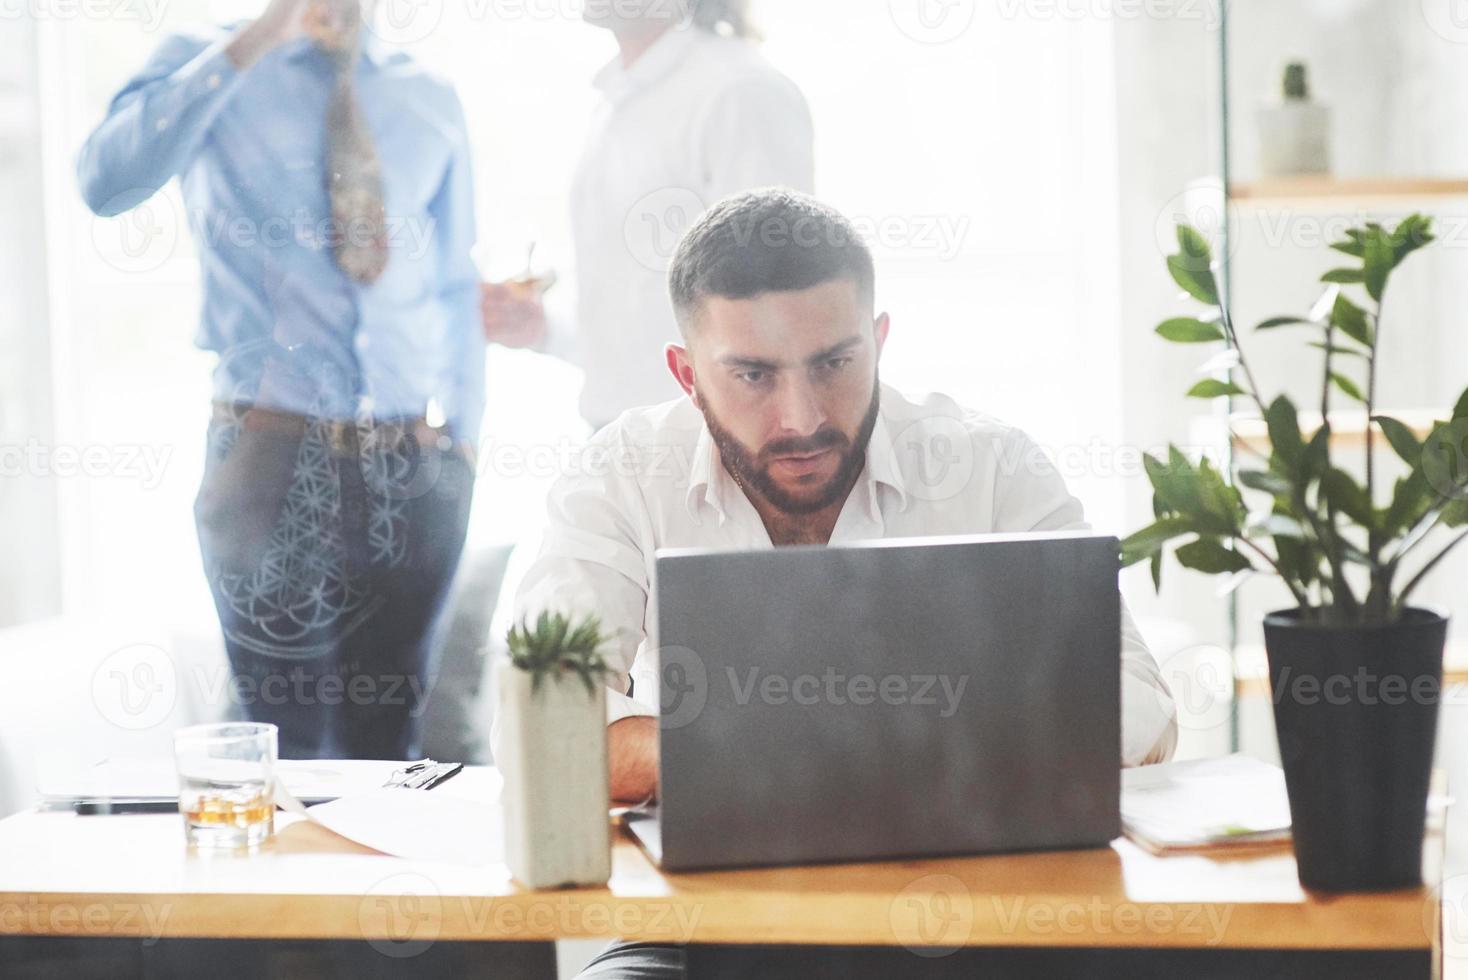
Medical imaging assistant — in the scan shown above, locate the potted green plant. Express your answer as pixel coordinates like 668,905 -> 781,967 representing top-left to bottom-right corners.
497,611 -> 613,889
1124,214 -> 1462,891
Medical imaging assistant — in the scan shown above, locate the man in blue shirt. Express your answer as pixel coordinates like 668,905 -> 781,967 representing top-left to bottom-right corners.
77,0 -> 484,760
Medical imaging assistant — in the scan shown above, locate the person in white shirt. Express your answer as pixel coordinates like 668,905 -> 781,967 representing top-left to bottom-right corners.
503,190 -> 1179,829
480,0 -> 815,426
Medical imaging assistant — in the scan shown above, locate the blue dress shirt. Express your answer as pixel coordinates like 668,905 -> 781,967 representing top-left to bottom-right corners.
77,27 -> 485,445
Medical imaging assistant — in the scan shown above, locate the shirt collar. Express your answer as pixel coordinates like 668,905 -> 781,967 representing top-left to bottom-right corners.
684,391 -> 913,525
592,24 -> 701,103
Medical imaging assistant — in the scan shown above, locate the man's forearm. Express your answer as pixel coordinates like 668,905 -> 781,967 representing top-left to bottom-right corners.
608,716 -> 658,804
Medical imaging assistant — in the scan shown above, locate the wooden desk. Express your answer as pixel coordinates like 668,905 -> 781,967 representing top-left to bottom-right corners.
0,768 -> 1448,979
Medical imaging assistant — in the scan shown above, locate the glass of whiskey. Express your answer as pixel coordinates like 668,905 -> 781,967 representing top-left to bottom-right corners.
173,723 -> 278,848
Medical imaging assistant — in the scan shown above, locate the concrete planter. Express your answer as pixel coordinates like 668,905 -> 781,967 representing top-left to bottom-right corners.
496,660 -> 611,889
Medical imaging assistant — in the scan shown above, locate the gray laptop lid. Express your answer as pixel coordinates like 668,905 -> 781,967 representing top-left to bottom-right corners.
650,531 -> 1121,871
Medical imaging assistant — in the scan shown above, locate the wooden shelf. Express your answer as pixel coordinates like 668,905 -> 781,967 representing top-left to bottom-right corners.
1230,176 -> 1468,204
1230,409 -> 1441,455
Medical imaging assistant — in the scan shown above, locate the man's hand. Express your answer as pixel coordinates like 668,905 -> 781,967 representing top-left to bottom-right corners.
227,0 -> 360,69
480,281 -> 549,350
608,716 -> 658,804
226,0 -> 310,68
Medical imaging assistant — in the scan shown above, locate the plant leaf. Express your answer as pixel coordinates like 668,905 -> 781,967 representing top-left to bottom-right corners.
1322,268 -> 1365,284
1187,379 -> 1247,399
1175,538 -> 1254,575
1156,317 -> 1225,343
1265,395 -> 1305,472
1255,316 -> 1313,331
1362,227 -> 1395,302
1330,293 -> 1374,347
1330,372 -> 1367,402
1391,213 -> 1435,264
1167,224 -> 1220,306
1321,468 -> 1377,529
1374,415 -> 1423,466
1238,468 -> 1292,496
1307,341 -> 1367,359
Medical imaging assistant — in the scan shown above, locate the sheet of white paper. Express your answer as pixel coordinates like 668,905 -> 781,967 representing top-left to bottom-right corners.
1121,753 -> 1291,844
301,789 -> 504,865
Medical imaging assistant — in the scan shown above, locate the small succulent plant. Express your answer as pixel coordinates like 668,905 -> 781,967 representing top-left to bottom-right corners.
506,611 -> 611,697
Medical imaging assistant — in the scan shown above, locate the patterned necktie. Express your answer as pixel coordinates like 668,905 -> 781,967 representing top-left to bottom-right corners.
324,35 -> 390,285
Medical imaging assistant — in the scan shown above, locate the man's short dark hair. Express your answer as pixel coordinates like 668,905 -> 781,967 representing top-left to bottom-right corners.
668,189 -> 876,331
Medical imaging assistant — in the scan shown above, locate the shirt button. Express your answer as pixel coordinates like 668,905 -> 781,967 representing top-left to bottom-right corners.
155,117 -> 169,132
206,73 -> 222,90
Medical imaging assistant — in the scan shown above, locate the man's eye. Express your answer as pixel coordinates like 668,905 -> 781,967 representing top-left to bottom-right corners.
737,370 -> 768,385
817,357 -> 853,374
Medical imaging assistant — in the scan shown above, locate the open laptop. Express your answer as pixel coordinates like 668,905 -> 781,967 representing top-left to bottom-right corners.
624,531 -> 1122,871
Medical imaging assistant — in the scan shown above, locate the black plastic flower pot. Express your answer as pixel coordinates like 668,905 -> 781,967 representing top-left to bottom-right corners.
1263,607 -> 1446,892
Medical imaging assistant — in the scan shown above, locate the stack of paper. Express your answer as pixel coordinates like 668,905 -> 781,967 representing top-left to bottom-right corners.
38,758 -> 414,806
1120,754 -> 1292,855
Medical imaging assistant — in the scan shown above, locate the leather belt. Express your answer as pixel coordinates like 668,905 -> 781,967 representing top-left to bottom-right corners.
211,403 -> 451,459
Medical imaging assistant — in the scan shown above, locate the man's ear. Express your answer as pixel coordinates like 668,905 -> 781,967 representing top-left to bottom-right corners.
873,313 -> 891,357
666,342 -> 697,401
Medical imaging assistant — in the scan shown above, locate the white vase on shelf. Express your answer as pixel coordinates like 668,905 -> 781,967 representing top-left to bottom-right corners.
1256,62 -> 1331,177
496,659 -> 612,890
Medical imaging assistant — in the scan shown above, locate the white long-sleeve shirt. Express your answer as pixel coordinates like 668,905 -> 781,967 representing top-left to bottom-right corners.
562,26 -> 815,424
506,385 -> 1179,767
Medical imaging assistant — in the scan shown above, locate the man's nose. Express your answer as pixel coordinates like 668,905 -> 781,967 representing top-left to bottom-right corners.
774,377 -> 826,437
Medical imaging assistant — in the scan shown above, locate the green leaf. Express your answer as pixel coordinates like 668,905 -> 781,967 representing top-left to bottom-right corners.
1330,293 -> 1374,348
1383,470 -> 1434,538
1265,395 -> 1305,471
1187,379 -> 1247,399
1149,551 -> 1163,592
1196,455 -> 1247,529
1141,449 -> 1235,534
1452,387 -> 1468,422
1238,468 -> 1293,496
1442,498 -> 1468,528
1121,518 -> 1199,568
1246,513 -> 1308,539
1330,372 -> 1367,402
1362,227 -> 1395,302
1303,423 -> 1331,481
1167,224 -> 1220,306
1322,268 -> 1365,284
1329,236 -> 1366,258
1307,341 -> 1368,359
1391,214 -> 1435,264
1156,317 -> 1225,343
1321,468 -> 1377,529
1255,316 -> 1313,331
1175,538 -> 1254,575
1374,416 -> 1422,466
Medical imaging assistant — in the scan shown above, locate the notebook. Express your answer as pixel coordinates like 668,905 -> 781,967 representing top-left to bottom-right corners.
1120,754 -> 1292,855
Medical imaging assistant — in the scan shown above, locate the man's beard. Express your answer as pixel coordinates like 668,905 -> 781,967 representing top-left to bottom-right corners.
702,382 -> 882,517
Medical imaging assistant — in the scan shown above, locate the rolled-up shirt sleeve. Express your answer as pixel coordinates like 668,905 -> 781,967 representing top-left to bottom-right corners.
990,427 -> 1179,767
491,432 -> 657,760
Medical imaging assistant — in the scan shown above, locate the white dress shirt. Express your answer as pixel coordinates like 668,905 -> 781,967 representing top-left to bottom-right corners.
562,26 -> 815,424
507,385 -> 1180,768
